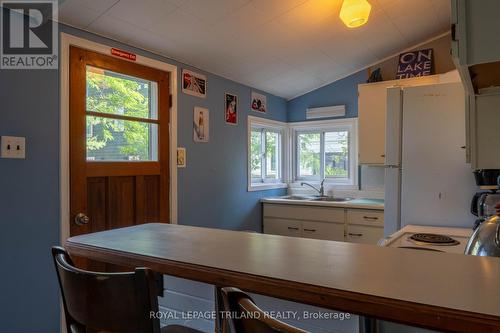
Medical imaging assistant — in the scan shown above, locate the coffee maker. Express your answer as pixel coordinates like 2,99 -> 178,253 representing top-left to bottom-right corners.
471,170 -> 500,229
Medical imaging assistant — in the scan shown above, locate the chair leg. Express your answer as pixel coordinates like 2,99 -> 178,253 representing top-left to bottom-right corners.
155,272 -> 165,297
214,286 -> 228,333
359,316 -> 378,333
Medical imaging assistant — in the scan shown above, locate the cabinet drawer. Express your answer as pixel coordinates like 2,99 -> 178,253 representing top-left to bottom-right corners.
346,224 -> 383,244
302,221 -> 345,241
264,204 -> 344,223
347,209 -> 384,227
263,218 -> 301,237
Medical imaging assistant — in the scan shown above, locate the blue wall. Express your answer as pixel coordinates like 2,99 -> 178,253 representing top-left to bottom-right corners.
287,70 -> 367,122
0,23 -> 286,332
179,74 -> 287,230
0,60 -> 61,333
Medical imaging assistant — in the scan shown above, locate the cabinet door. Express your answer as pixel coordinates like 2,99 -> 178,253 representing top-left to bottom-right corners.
302,221 -> 345,241
464,0 -> 500,66
346,224 -> 383,244
358,84 -> 387,164
475,93 -> 500,169
263,218 -> 301,237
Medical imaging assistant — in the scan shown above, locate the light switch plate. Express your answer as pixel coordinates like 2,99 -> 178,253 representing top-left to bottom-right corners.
1,136 -> 26,159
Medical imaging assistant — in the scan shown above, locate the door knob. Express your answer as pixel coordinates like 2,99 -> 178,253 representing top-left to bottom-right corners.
74,213 -> 89,226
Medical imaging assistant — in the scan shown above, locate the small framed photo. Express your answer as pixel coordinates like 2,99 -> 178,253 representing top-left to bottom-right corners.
193,107 -> 209,143
225,93 -> 238,125
177,147 -> 186,168
182,69 -> 207,98
251,91 -> 267,113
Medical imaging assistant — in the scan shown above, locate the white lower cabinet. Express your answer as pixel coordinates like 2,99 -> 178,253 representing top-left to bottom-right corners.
263,203 -> 384,244
264,218 -> 302,237
302,221 -> 345,241
346,224 -> 384,244
346,209 -> 384,244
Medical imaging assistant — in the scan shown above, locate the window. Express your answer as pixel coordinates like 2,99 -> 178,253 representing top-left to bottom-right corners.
248,116 -> 287,191
85,66 -> 159,161
292,119 -> 357,186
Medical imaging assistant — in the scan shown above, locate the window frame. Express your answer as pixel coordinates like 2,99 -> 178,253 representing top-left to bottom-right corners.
247,116 -> 288,191
85,65 -> 161,162
290,118 -> 358,188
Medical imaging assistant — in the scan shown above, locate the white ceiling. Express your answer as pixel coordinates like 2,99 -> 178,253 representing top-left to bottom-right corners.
58,0 -> 451,99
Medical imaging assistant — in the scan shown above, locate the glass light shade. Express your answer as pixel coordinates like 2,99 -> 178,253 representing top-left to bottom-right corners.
339,0 -> 372,28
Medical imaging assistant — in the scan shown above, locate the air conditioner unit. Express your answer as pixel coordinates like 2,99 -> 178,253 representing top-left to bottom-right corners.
306,105 -> 346,119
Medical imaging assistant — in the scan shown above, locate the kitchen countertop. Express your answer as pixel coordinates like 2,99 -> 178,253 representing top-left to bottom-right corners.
261,196 -> 384,210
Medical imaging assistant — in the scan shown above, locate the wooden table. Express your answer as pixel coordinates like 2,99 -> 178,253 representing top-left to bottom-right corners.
65,223 -> 500,332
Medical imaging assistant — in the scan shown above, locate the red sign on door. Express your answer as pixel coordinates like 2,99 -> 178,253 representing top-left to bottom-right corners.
110,48 -> 137,61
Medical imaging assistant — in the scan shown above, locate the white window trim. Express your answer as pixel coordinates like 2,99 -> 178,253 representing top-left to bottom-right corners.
247,116 -> 289,191
289,118 -> 358,189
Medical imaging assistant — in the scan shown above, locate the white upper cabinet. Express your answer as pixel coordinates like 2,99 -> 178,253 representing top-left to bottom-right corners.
358,76 -> 440,165
452,0 -> 500,67
474,91 -> 500,169
358,83 -> 388,165
452,0 -> 500,169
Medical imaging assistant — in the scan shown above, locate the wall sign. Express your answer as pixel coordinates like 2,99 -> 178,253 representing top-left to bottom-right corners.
110,48 -> 137,61
396,48 -> 434,79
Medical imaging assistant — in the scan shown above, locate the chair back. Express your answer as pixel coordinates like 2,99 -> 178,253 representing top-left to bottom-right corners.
221,287 -> 308,333
52,246 -> 161,333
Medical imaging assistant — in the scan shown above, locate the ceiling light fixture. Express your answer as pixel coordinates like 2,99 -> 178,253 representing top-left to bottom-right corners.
339,0 -> 372,28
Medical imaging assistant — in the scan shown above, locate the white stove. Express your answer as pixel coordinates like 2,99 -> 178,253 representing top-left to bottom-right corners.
380,225 -> 473,254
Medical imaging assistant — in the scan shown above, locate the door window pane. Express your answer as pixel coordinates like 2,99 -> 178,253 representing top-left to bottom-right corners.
298,133 -> 321,178
265,131 -> 280,179
86,116 -> 158,161
325,131 -> 349,178
86,66 -> 158,120
250,130 -> 262,179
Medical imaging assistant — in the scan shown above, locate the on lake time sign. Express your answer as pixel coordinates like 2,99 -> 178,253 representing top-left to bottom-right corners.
396,48 -> 434,79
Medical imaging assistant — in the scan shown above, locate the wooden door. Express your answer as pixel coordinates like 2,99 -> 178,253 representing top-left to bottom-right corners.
69,46 -> 170,268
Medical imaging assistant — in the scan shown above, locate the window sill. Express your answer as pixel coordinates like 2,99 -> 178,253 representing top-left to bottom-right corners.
248,183 -> 288,192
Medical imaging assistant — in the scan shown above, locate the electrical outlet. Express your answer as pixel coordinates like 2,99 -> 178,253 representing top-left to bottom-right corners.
1,136 -> 26,159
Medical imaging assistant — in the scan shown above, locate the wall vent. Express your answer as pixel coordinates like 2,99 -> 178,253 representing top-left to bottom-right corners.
306,105 -> 346,119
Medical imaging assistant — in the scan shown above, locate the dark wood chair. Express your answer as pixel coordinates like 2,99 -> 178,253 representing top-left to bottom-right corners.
220,287 -> 308,333
52,246 -> 202,333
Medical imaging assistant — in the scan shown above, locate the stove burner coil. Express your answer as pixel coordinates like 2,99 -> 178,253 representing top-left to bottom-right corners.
408,233 -> 460,246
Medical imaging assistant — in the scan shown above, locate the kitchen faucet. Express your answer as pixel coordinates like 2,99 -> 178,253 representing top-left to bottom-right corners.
301,178 -> 326,197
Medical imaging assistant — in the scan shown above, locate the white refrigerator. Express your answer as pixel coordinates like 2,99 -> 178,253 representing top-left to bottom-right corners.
384,82 -> 476,236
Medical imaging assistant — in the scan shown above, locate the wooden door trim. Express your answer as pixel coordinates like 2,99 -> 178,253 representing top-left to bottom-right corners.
60,33 -> 179,247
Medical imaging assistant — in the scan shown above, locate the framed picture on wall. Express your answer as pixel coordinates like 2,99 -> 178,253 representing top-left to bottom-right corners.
182,69 -> 207,98
251,91 -> 267,113
193,107 -> 209,143
225,93 -> 238,125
